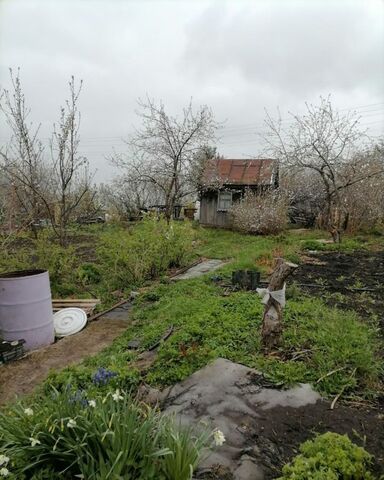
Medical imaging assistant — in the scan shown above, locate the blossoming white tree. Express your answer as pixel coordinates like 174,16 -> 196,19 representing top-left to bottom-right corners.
263,97 -> 384,242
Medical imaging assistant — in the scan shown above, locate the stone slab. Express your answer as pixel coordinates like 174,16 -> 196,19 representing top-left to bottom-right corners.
172,259 -> 226,280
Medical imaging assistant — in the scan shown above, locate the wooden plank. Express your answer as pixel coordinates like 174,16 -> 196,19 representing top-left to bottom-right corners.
52,299 -> 101,304
52,299 -> 100,317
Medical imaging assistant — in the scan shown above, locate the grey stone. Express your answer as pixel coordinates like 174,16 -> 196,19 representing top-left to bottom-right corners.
137,384 -> 162,405
127,339 -> 141,349
234,455 -> 264,480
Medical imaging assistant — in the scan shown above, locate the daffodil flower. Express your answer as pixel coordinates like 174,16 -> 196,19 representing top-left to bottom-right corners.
29,437 -> 41,447
88,400 -> 96,408
24,408 -> 34,416
0,456 -> 9,467
67,418 -> 77,428
213,429 -> 225,447
0,467 -> 9,477
112,389 -> 123,402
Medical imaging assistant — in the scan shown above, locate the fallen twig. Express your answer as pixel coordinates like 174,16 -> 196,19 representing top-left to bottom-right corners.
148,325 -> 174,351
330,368 -> 357,410
316,366 -> 346,384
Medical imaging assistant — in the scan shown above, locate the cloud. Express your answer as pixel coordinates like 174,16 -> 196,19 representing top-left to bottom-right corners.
182,0 -> 384,98
0,0 -> 383,181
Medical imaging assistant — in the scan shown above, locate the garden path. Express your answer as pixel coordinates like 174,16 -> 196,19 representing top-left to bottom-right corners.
0,318 -> 128,405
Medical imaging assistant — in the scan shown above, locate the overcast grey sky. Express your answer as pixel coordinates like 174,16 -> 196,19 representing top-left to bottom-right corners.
1,0 -> 383,182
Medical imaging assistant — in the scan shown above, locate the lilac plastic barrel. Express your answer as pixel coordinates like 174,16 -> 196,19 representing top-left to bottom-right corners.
0,269 -> 54,351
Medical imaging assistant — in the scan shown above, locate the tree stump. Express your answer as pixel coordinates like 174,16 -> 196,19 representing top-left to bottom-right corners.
260,258 -> 298,353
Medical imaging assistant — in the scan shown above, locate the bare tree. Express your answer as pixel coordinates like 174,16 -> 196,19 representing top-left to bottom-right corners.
0,71 -> 92,244
113,98 -> 218,221
100,175 -> 163,220
0,69 -> 51,237
50,76 -> 92,244
263,97 -> 384,242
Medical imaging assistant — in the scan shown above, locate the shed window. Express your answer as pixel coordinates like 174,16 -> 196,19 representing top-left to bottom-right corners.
217,191 -> 232,211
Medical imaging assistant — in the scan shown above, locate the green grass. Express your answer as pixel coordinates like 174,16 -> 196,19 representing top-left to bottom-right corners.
111,279 -> 380,398
1,222 -> 383,402
42,226 -> 383,402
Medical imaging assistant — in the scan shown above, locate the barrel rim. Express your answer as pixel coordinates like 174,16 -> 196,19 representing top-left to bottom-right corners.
0,269 -> 48,279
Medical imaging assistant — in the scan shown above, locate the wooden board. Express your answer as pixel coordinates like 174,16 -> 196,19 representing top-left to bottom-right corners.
52,299 -> 101,316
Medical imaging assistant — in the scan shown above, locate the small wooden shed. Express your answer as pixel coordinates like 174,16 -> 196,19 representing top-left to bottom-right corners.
199,158 -> 278,228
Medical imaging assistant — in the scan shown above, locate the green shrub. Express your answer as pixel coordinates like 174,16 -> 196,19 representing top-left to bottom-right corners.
0,248 -> 30,274
0,387 -> 215,480
97,215 -> 195,290
77,262 -> 102,284
33,232 -> 78,296
301,239 -> 327,251
279,432 -> 374,479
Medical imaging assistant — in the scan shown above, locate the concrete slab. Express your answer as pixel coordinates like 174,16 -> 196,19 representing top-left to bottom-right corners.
161,358 -> 321,480
172,259 -> 226,280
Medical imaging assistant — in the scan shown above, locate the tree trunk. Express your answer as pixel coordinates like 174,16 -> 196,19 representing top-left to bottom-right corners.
330,228 -> 342,243
261,258 -> 298,353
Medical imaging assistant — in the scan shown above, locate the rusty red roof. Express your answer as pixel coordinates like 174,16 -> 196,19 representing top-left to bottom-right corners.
202,158 -> 277,186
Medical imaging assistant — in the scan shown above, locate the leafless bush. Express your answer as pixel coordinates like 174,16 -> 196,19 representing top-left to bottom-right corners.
230,190 -> 288,235
340,145 -> 384,232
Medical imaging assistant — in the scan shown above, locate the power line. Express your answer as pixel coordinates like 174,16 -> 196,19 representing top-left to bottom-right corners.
0,102 -> 383,149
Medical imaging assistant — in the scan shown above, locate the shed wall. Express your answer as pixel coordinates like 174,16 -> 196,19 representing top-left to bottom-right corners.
200,192 -> 234,228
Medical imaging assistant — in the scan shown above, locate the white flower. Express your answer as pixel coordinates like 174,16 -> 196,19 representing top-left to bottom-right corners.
24,408 -> 34,416
0,467 -> 9,477
88,400 -> 96,408
213,429 -> 226,447
67,419 -> 77,428
112,389 -> 123,402
0,456 -> 9,467
29,437 -> 41,447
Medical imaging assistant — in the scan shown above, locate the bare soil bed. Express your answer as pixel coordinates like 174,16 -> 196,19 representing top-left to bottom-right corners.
250,399 -> 384,478
198,399 -> 384,479
292,250 -> 384,329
